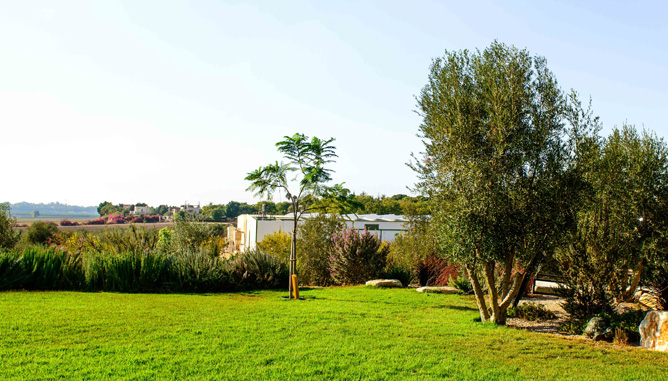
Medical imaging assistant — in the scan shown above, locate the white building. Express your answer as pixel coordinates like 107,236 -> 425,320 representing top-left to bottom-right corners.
229,213 -> 409,252
132,206 -> 151,215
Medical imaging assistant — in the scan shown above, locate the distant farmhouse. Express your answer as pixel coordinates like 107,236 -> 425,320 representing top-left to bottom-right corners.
229,213 -> 408,252
170,202 -> 201,216
132,206 -> 151,215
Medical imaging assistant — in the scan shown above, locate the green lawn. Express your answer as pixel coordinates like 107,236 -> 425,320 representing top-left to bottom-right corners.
1,287 -> 666,380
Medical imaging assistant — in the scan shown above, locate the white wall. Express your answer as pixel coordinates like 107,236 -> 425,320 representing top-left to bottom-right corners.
235,215 -> 407,252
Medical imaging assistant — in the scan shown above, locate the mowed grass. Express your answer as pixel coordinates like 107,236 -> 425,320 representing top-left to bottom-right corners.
1,287 -> 667,380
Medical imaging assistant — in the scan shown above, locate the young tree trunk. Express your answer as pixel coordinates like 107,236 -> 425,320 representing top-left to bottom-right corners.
466,263 -> 490,322
617,262 -> 643,303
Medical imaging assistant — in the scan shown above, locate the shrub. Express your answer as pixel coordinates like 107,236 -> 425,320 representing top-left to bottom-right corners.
143,215 -> 160,223
128,216 -> 145,224
329,228 -> 389,285
382,266 -> 411,288
86,218 -> 106,225
0,203 -> 20,250
229,248 -> 289,290
257,231 -> 291,263
386,214 -> 439,285
507,302 -> 556,321
297,214 -> 345,286
448,274 -> 472,294
25,221 -> 59,245
59,220 -> 79,226
416,256 -> 460,286
169,215 -> 219,256
0,247 -> 84,290
107,214 -> 126,224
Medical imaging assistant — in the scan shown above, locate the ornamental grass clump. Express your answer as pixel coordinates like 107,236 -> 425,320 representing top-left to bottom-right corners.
329,228 -> 389,285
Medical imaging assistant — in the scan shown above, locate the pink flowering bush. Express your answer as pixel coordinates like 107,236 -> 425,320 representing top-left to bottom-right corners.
329,227 -> 389,285
107,214 -> 126,224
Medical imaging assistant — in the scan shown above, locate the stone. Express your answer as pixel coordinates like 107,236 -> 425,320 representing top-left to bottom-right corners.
583,317 -> 613,341
639,311 -> 668,351
365,279 -> 403,288
416,286 -> 460,294
639,292 -> 664,311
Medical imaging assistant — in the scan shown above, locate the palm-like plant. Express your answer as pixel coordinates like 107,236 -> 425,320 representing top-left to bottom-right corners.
245,133 -> 353,297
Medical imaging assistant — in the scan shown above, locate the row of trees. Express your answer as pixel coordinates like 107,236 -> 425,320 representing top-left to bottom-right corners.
414,41 -> 668,324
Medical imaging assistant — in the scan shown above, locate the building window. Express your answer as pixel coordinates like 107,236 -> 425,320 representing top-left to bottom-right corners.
364,224 -> 379,231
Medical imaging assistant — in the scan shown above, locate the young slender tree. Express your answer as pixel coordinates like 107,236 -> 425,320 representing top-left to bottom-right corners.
246,133 -> 351,297
413,42 -> 572,324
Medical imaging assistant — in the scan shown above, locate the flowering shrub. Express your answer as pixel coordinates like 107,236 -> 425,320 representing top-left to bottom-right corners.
128,216 -> 145,224
85,218 -> 106,225
144,215 -> 160,223
60,220 -> 79,226
107,215 -> 126,224
329,228 -> 389,285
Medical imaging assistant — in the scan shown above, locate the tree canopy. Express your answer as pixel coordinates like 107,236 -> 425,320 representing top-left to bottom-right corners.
414,41 -> 573,324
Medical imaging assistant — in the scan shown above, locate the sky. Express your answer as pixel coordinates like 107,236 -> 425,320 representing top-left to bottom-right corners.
1,0 -> 667,207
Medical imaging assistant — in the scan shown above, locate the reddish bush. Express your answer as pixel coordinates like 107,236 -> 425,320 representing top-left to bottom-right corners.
128,216 -> 145,223
143,215 -> 160,223
60,219 -> 80,226
107,214 -> 126,224
416,256 -> 460,286
85,218 -> 106,225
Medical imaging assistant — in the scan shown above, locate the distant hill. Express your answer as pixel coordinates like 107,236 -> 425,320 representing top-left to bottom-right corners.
7,202 -> 99,216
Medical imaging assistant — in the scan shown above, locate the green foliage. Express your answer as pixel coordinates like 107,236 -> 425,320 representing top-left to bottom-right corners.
229,248 -> 289,290
98,201 -> 124,217
448,274 -> 472,294
168,214 -> 224,257
414,41 -> 575,324
257,231 -> 292,263
386,214 -> 440,285
329,228 -> 389,285
381,266 -> 412,288
0,203 -> 20,250
507,303 -> 556,321
558,124 -> 668,319
0,248 -> 83,290
25,221 -> 59,245
296,214 -> 345,286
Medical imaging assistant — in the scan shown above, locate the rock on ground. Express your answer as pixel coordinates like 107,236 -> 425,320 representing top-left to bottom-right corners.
365,279 -> 403,288
416,286 -> 459,294
640,311 -> 668,351
584,317 -> 613,341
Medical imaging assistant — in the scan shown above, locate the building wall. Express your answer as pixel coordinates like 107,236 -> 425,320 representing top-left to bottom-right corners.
234,215 -> 407,252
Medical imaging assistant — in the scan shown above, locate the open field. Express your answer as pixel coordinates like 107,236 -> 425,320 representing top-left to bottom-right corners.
1,287 -> 666,380
14,215 -> 98,223
15,221 -> 175,232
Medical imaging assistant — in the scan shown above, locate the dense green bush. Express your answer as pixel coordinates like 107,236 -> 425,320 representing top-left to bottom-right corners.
229,248 -> 289,290
25,221 -> 59,245
257,231 -> 291,263
507,303 -> 556,321
448,274 -> 472,294
0,203 -> 20,250
381,266 -> 411,288
297,214 -> 345,286
329,228 -> 389,285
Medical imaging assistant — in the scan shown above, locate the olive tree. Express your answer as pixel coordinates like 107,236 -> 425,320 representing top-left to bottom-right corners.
246,133 -> 350,297
558,124 -> 668,317
413,42 -> 572,324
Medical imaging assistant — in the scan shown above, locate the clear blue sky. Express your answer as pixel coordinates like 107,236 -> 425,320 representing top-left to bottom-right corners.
2,0 -> 666,207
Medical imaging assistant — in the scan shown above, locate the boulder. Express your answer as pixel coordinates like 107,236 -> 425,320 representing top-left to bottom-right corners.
640,311 -> 668,351
416,286 -> 459,294
365,279 -> 403,288
583,317 -> 613,341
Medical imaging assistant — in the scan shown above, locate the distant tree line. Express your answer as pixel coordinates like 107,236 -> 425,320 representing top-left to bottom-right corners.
97,195 -> 429,222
